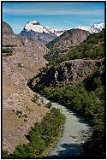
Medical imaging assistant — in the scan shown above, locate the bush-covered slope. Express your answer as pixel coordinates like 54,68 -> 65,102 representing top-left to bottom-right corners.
37,65 -> 105,158
42,66 -> 105,131
47,30 -> 105,65
2,108 -> 65,158
27,63 -> 105,158
45,29 -> 90,63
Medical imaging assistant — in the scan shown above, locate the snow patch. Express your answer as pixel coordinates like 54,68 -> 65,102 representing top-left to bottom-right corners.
77,23 -> 104,33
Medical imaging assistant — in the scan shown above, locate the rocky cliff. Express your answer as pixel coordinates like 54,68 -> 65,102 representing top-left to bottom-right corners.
29,58 -> 104,90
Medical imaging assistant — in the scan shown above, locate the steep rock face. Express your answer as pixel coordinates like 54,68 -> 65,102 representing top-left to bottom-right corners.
20,29 -> 57,44
46,29 -> 90,58
32,59 -> 104,89
2,21 -> 49,153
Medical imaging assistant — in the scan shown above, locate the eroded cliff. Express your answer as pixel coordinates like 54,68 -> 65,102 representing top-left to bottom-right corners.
28,58 -> 104,91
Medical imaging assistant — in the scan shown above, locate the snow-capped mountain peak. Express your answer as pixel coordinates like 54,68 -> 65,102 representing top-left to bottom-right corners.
20,20 -> 64,44
21,21 -> 104,45
46,27 -> 64,36
77,23 -> 104,33
24,20 -> 49,33
91,23 -> 104,33
24,20 -> 64,36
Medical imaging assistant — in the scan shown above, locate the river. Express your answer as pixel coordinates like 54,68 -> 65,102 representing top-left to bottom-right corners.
36,94 -> 93,158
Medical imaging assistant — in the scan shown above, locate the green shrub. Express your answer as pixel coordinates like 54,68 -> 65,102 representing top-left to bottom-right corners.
17,63 -> 23,68
2,150 -> 10,158
42,67 -> 105,132
32,94 -> 39,103
6,108 -> 65,158
46,101 -> 52,108
3,44 -> 17,47
24,119 -> 27,122
2,47 -> 13,56
13,144 -> 35,158
23,114 -> 27,118
16,110 -> 23,115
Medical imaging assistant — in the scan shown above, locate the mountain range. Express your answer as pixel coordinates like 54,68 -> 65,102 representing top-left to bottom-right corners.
20,20 -> 104,44
20,21 -> 64,44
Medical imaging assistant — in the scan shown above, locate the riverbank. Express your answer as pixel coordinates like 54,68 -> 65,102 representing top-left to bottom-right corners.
2,108 -> 65,158
36,93 -> 93,158
27,69 -> 105,158
32,67 -> 105,158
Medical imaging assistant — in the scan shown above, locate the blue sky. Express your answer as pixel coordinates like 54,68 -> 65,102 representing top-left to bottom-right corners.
2,2 -> 105,34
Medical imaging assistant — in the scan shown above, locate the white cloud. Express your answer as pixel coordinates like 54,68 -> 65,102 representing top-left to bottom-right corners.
3,8 -> 104,16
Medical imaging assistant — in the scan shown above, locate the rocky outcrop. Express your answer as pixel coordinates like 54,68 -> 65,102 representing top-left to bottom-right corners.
32,59 -> 104,90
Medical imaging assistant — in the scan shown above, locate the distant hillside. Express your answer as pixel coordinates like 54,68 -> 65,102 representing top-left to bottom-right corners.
2,21 -> 48,57
3,21 -> 14,34
45,29 -> 90,62
47,30 -> 105,65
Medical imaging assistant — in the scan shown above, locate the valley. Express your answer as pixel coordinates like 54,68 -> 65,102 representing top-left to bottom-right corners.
2,18 -> 105,159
